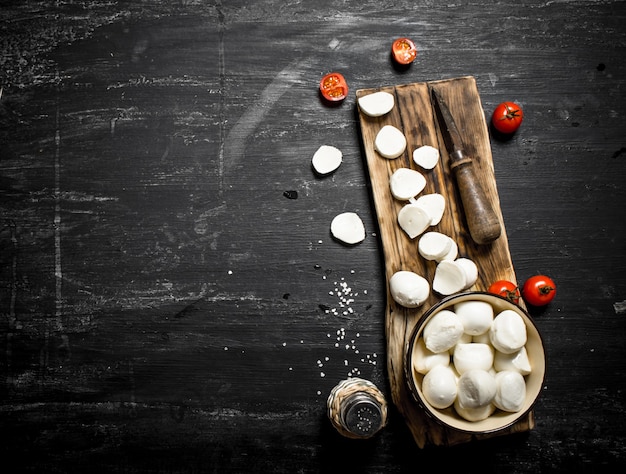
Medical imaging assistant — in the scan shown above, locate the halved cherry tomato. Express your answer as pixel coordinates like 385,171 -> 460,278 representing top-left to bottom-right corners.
522,275 -> 556,306
391,38 -> 417,65
319,72 -> 348,103
487,280 -> 520,304
491,101 -> 524,134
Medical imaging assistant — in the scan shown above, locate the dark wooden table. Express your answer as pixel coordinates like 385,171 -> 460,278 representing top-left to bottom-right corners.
2,1 -> 625,472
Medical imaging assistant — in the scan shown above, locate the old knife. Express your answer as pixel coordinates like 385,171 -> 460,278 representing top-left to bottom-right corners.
430,87 -> 501,245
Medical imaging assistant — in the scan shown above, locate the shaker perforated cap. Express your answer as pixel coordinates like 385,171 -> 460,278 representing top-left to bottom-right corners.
340,393 -> 384,437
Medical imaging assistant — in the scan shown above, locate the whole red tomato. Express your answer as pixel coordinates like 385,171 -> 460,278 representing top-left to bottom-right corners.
522,275 -> 556,306
487,280 -> 520,304
491,101 -> 524,134
391,38 -> 417,65
319,72 -> 348,103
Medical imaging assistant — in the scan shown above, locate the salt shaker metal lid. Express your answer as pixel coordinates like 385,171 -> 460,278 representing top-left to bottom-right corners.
327,377 -> 388,439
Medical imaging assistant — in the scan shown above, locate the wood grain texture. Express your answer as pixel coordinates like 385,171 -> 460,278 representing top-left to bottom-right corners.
357,77 -> 529,447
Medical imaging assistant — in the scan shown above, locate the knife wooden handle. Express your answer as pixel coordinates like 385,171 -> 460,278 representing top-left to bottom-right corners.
451,159 -> 502,245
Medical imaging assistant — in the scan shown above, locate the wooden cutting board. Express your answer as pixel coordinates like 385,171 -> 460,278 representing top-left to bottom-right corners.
356,76 -> 533,447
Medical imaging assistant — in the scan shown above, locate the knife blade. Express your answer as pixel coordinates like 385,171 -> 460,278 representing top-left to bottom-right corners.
430,87 -> 501,245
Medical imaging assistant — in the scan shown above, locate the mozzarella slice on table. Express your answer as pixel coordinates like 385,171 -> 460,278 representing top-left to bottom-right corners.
397,204 -> 430,239
413,145 -> 440,170
312,145 -> 342,175
389,168 -> 426,200
357,91 -> 395,117
330,212 -> 366,245
375,125 -> 406,159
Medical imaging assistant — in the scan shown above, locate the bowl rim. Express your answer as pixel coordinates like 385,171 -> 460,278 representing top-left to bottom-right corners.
404,291 -> 546,434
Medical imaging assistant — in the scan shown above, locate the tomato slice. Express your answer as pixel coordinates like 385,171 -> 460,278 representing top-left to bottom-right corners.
319,72 -> 348,103
391,38 -> 417,65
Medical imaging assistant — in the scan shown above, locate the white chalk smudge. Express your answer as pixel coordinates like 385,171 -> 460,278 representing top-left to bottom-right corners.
614,300 -> 626,314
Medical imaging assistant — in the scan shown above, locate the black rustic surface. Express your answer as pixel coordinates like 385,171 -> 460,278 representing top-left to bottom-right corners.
1,1 -> 625,473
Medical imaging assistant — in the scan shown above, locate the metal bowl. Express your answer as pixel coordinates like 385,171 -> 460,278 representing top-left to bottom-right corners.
405,291 -> 546,434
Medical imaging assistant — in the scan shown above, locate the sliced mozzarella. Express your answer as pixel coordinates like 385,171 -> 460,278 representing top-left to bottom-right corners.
489,310 -> 528,354
375,125 -> 407,159
330,212 -> 366,245
415,193 -> 445,225
312,145 -> 342,175
455,258 -> 478,288
412,337 -> 450,375
422,365 -> 458,409
389,168 -> 426,200
389,270 -> 430,308
494,370 -> 526,412
413,145 -> 440,170
418,232 -> 453,261
397,204 -> 430,239
438,239 -> 458,262
357,91 -> 395,117
423,309 -> 464,353
432,260 -> 467,296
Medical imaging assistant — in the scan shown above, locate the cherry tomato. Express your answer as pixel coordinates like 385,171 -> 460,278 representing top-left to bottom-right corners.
487,280 -> 520,304
491,101 -> 524,134
319,72 -> 348,103
522,275 -> 556,306
391,38 -> 417,65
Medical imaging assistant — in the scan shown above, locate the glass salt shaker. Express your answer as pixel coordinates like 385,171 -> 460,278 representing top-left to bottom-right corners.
327,377 -> 388,439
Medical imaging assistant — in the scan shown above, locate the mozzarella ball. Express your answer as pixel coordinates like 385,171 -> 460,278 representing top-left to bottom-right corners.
453,343 -> 494,375
490,310 -> 527,354
454,300 -> 494,336
412,337 -> 450,375
454,398 -> 496,422
422,365 -> 458,409
389,271 -> 430,308
423,310 -> 464,353
456,369 -> 496,409
494,346 -> 532,375
494,370 -> 526,412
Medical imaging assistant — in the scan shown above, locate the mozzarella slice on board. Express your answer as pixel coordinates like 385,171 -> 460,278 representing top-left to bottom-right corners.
413,145 -> 440,170
357,91 -> 395,117
415,193 -> 446,225
397,204 -> 430,239
375,125 -> 407,159
389,168 -> 426,200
